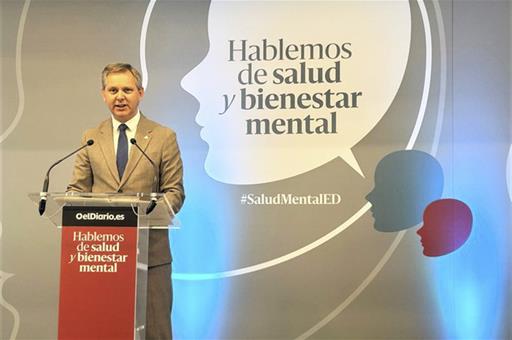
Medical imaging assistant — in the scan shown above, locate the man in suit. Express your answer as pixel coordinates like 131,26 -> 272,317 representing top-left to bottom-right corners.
68,63 -> 185,339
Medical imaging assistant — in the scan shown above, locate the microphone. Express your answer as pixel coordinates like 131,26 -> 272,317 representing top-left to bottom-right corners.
39,139 -> 94,215
130,138 -> 159,214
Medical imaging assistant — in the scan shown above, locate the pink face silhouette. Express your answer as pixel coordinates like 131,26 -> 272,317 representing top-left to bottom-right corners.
417,199 -> 472,257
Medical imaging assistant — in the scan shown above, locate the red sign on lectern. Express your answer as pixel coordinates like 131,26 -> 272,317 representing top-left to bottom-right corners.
58,206 -> 138,340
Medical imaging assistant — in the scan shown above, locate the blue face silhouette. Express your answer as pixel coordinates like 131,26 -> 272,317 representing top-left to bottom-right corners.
366,150 -> 444,232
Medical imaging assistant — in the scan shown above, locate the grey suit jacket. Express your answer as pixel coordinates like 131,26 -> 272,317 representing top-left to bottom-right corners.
68,114 -> 185,266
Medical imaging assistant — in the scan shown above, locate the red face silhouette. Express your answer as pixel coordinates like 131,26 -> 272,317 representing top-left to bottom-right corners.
417,199 -> 472,257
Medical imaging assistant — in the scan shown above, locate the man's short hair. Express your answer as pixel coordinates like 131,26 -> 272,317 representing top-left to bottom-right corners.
101,63 -> 143,90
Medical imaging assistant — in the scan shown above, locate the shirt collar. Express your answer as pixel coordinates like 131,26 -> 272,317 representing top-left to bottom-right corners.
112,111 -> 141,132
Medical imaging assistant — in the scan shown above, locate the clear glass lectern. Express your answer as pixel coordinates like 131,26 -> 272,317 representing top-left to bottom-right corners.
29,192 -> 175,340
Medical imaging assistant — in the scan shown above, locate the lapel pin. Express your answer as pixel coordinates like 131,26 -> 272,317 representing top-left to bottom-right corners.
144,135 -> 149,140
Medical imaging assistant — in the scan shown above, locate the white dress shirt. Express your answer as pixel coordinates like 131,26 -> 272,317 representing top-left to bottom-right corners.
112,111 -> 141,157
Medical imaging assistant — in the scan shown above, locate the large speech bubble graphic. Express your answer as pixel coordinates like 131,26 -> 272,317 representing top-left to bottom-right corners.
182,1 -> 411,184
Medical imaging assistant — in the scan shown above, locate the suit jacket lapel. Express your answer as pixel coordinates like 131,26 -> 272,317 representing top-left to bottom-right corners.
120,115 -> 153,188
98,120 -> 121,186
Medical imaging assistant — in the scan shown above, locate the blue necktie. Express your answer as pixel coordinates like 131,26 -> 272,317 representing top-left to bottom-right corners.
117,123 -> 128,179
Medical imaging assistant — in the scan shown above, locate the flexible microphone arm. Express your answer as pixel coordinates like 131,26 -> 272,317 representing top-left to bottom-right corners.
130,138 -> 159,214
39,139 -> 94,215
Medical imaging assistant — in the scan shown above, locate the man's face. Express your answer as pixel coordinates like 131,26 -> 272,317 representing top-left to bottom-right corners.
102,71 -> 144,122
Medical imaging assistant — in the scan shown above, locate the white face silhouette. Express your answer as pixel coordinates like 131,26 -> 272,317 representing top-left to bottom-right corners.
182,0 -> 411,184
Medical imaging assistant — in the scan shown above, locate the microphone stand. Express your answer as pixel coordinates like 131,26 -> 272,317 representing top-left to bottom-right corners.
39,139 -> 94,215
130,138 -> 159,214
